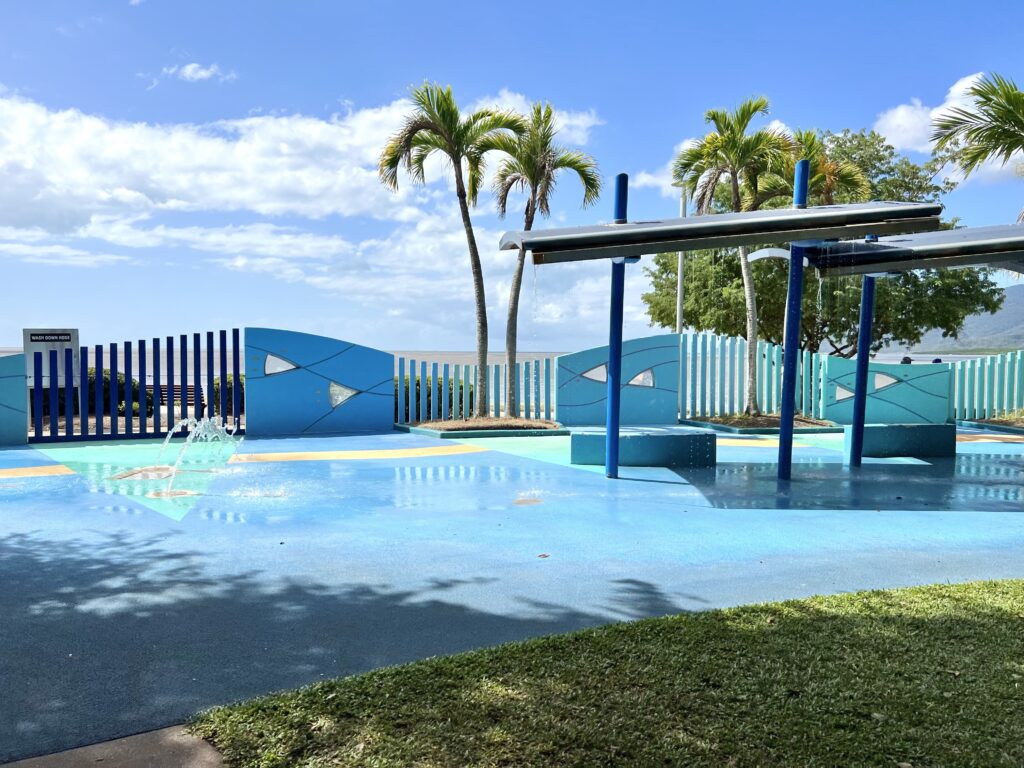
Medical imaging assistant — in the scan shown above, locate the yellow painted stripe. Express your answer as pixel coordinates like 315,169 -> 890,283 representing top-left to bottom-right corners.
0,464 -> 76,479
957,434 -> 1024,443
715,438 -> 809,448
230,443 -> 490,464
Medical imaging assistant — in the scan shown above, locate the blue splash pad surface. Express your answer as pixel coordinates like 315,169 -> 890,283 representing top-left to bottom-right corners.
1,429 -> 1023,761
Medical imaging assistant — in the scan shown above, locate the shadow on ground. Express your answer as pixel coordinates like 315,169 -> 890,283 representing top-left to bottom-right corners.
0,530 -> 689,762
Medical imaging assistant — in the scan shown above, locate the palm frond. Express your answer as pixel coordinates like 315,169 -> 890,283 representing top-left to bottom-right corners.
932,73 -> 1024,176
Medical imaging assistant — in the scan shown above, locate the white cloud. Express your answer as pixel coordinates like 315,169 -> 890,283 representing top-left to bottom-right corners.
470,89 -> 603,146
163,62 -> 237,83
0,93 -> 424,231
634,138 -> 698,199
0,240 -> 128,268
874,72 -> 984,153
875,72 -> 1024,182
0,91 -> 649,351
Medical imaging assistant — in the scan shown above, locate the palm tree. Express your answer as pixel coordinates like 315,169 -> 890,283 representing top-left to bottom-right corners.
932,73 -> 1024,221
379,83 -> 526,417
672,97 -> 791,415
749,129 -> 870,208
485,103 -> 601,415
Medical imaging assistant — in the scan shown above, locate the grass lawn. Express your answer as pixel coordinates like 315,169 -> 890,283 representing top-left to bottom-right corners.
192,580 -> 1024,767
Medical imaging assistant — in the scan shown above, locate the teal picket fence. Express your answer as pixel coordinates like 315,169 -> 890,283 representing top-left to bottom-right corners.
678,332 -> 829,420
393,333 -> 833,425
394,356 -> 558,425
950,350 -> 1024,421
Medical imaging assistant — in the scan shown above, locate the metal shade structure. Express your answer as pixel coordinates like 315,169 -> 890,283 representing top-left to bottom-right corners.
806,224 -> 1024,277
502,182 -> 946,481
499,201 -> 944,264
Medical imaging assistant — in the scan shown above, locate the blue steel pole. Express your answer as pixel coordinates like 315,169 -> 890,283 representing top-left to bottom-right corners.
605,173 -> 629,478
777,158 -> 810,480
849,271 -> 876,467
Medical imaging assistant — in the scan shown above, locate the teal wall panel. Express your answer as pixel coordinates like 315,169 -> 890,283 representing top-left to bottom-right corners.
824,358 -> 951,425
245,328 -> 393,437
556,334 -> 680,426
0,354 -> 27,446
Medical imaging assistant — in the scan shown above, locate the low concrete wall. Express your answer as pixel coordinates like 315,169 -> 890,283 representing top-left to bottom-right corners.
844,423 -> 956,459
570,427 -> 716,468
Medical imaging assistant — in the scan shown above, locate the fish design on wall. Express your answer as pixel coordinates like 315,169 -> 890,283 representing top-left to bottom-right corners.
823,358 -> 951,425
556,335 -> 680,426
245,328 -> 394,436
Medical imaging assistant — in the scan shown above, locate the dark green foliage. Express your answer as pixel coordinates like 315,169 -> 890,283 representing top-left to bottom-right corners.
193,580 -> 1024,767
644,130 -> 1003,354
644,251 -> 1004,356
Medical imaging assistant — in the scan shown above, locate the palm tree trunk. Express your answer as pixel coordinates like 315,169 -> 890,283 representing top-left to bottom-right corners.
506,198 -> 536,416
738,244 -> 761,415
453,165 -> 489,417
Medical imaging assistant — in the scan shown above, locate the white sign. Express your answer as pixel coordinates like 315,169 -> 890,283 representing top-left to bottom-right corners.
23,328 -> 80,387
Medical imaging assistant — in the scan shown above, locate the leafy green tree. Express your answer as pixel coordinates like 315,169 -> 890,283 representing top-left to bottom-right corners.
672,97 -> 792,414
822,129 -> 955,204
932,72 -> 1024,221
645,131 -> 1003,357
644,250 -> 1003,356
379,83 -> 526,417
485,103 -> 601,413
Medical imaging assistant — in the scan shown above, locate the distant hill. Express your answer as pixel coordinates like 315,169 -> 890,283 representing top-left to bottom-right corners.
907,283 -> 1024,354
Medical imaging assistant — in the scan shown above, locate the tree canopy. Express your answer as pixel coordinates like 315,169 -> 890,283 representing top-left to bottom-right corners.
643,130 -> 1004,355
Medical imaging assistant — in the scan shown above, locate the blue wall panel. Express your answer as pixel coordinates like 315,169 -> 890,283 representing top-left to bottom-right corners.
556,334 -> 680,426
245,327 -> 394,437
823,358 -> 951,425
0,354 -> 27,446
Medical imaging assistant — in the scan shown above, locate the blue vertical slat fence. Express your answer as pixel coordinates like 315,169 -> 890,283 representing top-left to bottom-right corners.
523,362 -> 531,419
206,331 -> 216,423
193,333 -> 203,419
442,363 -> 450,419
79,345 -> 90,437
534,359 -> 541,419
431,362 -> 439,420
493,364 -> 501,417
544,358 -> 552,420
166,336 -> 175,428
232,328 -> 242,429
94,345 -> 104,437
452,364 -> 461,419
32,352 -> 43,439
139,340 -> 148,436
179,334 -> 188,424
48,350 -> 59,437
108,343 -> 119,437
63,348 -> 74,437
219,330 -> 228,419
153,338 -> 162,435
124,341 -> 134,436
419,361 -> 427,422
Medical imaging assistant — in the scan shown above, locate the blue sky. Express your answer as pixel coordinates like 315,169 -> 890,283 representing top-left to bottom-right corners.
1,0 -> 1022,351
